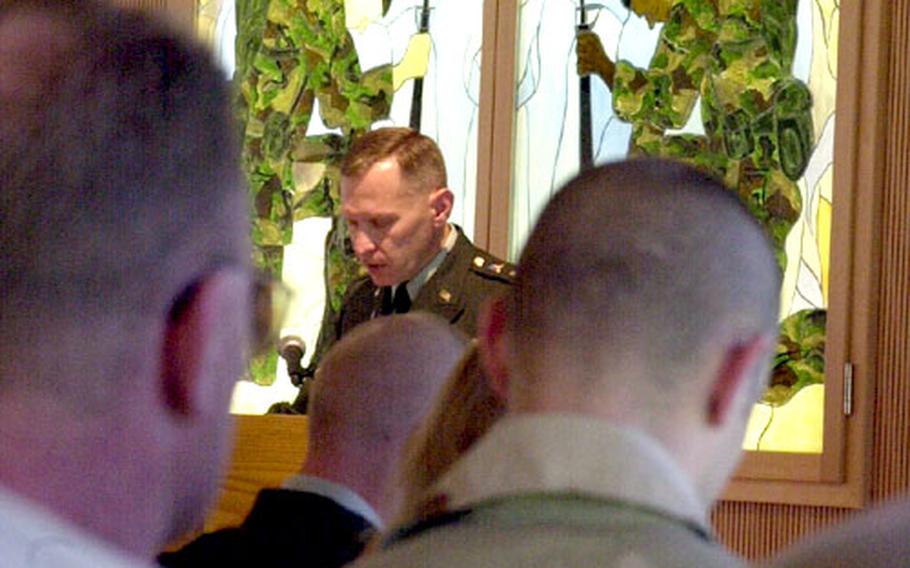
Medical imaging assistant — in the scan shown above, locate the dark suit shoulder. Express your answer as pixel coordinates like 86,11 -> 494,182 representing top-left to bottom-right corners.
448,229 -> 515,284
448,231 -> 515,293
244,489 -> 372,532
159,489 -> 374,568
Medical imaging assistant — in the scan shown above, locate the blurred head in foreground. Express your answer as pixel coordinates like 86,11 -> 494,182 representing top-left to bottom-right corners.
0,0 -> 249,559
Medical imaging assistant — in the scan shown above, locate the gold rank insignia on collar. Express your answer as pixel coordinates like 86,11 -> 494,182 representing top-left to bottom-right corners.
439,289 -> 452,303
472,255 -> 516,280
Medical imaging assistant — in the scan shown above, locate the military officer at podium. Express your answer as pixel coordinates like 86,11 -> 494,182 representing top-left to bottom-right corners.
279,127 -> 513,413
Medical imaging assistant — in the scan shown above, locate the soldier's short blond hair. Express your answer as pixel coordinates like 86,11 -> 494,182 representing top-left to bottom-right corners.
341,127 -> 447,193
396,342 -> 505,525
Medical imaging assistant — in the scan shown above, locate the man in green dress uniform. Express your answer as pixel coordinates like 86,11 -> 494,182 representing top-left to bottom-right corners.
236,0 -> 430,385
279,128 -> 513,413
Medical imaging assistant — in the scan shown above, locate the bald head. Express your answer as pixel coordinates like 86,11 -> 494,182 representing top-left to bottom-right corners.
304,313 -> 467,519
309,313 -> 466,453
506,159 -> 780,406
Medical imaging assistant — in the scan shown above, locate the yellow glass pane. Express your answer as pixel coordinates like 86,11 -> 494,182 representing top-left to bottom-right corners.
743,384 -> 824,453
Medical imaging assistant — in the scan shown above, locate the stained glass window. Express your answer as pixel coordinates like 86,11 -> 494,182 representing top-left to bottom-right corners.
510,0 -> 838,453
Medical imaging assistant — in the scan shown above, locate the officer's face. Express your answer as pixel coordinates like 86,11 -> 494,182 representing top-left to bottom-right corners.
341,158 -> 451,287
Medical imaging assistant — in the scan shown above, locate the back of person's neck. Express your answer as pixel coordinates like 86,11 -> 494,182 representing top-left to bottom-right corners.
0,393 -> 168,560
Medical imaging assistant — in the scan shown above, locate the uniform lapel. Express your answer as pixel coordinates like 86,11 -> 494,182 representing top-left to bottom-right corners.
411,230 -> 470,324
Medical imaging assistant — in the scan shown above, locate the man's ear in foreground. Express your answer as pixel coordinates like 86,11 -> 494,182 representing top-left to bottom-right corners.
160,269 -> 250,419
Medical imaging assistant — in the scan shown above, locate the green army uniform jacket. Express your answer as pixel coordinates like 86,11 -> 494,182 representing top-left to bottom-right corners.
332,226 -> 514,340
353,415 -> 745,568
278,227 -> 513,413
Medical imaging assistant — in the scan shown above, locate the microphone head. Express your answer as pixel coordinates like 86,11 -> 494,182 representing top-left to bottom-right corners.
279,335 -> 306,360
279,335 -> 307,387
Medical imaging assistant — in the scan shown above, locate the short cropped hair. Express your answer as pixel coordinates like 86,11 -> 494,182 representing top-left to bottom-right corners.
508,159 -> 780,391
0,1 -> 242,397
341,127 -> 447,192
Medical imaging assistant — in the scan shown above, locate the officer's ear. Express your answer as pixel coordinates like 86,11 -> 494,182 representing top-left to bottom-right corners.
478,295 -> 511,402
428,186 -> 453,227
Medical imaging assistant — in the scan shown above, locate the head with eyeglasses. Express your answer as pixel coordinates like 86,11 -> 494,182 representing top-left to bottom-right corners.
0,0 -> 253,560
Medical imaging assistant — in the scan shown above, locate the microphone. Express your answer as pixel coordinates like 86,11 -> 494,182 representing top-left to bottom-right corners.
279,335 -> 307,387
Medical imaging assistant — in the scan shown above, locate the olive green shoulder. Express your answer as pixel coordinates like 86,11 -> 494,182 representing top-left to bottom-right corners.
468,253 -> 516,285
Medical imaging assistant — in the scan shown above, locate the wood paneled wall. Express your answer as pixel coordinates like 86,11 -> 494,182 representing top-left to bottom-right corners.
713,0 -> 910,559
207,416 -> 310,531
873,0 -> 910,502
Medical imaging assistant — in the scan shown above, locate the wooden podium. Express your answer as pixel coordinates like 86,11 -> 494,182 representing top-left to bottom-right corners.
205,415 -> 310,531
